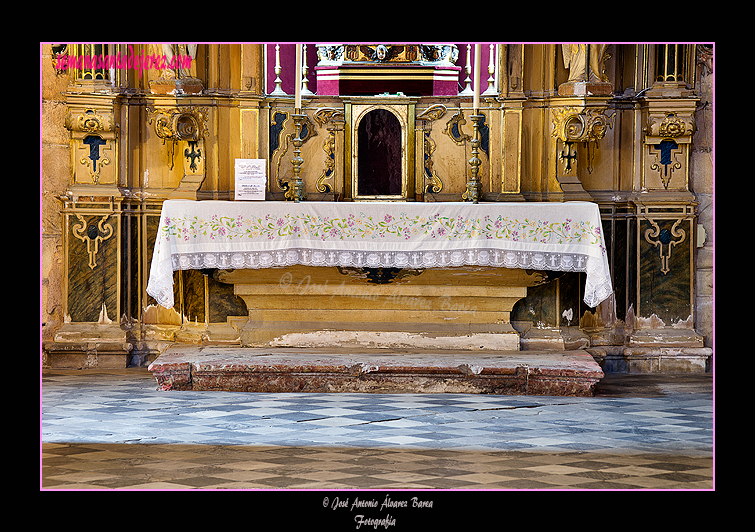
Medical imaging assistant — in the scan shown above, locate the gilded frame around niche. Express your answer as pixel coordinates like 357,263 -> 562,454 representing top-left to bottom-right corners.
350,102 -> 415,201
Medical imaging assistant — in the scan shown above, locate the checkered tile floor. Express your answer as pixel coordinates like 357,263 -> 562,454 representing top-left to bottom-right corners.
41,369 -> 714,490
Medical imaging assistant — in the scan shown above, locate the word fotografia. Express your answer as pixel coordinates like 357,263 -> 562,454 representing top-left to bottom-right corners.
55,46 -> 192,78
354,514 -> 396,530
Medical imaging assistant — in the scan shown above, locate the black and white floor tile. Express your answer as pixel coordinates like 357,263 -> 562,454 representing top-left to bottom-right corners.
41,369 -> 714,490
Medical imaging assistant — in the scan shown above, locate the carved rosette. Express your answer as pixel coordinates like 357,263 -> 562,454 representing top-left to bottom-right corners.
645,111 -> 695,142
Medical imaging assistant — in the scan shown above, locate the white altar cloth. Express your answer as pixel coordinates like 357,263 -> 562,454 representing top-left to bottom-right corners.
147,200 -> 613,309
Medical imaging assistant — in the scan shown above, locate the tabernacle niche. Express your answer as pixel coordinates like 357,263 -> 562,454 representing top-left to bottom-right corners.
357,109 -> 402,196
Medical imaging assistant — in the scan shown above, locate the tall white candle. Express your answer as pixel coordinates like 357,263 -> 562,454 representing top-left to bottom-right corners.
473,44 -> 481,113
295,44 -> 302,111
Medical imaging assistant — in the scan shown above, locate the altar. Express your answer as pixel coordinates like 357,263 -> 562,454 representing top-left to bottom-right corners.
143,199 -> 609,395
147,199 -> 611,348
43,43 -> 713,389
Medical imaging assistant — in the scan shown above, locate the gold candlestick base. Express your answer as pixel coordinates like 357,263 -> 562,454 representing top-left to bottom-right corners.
463,113 -> 484,204
287,112 -> 307,202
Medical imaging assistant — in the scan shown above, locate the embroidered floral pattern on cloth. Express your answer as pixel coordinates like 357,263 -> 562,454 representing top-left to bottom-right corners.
147,200 -> 613,309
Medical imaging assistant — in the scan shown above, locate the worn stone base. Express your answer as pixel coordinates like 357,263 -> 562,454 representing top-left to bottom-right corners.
588,346 -> 712,374
608,328 -> 713,373
148,346 -> 604,396
43,341 -> 133,369
42,323 -> 133,370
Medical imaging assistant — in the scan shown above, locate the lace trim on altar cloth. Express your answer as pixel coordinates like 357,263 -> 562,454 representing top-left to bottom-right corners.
146,257 -> 176,312
146,247 -> 612,309
171,247 -> 590,271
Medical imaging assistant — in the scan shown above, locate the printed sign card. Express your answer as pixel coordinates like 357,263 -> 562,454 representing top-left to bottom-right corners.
234,159 -> 267,200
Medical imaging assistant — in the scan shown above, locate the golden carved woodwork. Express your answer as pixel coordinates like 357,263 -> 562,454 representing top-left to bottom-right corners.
646,111 -> 695,141
71,214 -> 114,269
443,110 -> 471,145
644,218 -> 686,275
551,106 -> 614,144
641,99 -> 697,192
66,108 -> 115,134
146,106 -> 209,142
65,105 -> 117,187
416,105 -> 447,194
316,130 -> 336,193
43,44 -> 712,374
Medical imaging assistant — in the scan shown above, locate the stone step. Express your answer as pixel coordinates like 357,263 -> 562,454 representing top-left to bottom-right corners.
148,346 -> 604,396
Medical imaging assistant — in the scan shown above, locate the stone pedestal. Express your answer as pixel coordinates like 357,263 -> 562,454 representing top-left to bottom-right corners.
623,328 -> 711,373
558,81 -> 612,97
587,328 -> 711,374
149,77 -> 203,95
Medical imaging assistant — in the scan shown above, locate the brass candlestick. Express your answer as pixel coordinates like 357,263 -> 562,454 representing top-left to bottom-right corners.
463,113 -> 484,204
288,112 -> 307,202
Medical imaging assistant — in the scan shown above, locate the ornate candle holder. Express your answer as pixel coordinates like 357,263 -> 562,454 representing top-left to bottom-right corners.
463,113 -> 484,204
288,112 -> 307,202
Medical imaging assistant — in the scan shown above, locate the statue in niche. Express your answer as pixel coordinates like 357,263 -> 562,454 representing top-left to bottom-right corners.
152,44 -> 198,79
149,44 -> 202,94
560,44 -> 611,95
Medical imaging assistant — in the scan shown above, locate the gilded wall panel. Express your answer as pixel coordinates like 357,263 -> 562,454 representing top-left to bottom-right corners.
72,135 -> 115,186
433,112 -> 469,197
240,107 -> 261,159
501,106 -> 524,197
643,140 -> 689,191
431,107 -> 489,199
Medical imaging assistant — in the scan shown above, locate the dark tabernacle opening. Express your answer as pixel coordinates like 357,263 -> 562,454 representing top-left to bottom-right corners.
357,108 -> 402,197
